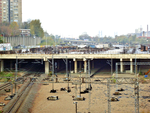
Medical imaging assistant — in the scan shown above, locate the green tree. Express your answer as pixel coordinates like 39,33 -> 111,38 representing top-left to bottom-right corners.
22,21 -> 30,29
0,25 -> 12,37
40,34 -> 62,46
30,19 -> 44,38
9,22 -> 20,36
0,35 -> 3,43
0,21 -> 10,26
79,33 -> 91,41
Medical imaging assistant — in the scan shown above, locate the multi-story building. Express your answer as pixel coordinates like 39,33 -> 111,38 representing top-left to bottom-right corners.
10,0 -> 22,26
19,29 -> 31,37
0,0 -> 22,26
1,0 -> 9,23
0,0 -> 2,23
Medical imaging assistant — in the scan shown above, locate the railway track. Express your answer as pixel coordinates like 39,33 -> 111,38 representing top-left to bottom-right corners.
5,78 -> 35,113
4,69 -> 43,113
0,82 -> 12,91
1,63 -> 44,112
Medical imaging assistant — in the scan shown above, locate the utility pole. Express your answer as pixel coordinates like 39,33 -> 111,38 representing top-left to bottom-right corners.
88,60 -> 91,89
52,54 -> 54,90
34,35 -> 36,47
55,35 -> 56,46
111,55 -> 113,76
15,56 -> 18,94
69,61 -> 71,78
73,102 -> 78,113
66,56 -> 68,77
79,71 -> 81,97
23,33 -> 24,46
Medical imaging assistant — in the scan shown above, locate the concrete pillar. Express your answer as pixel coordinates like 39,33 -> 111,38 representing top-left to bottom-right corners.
130,58 -> 133,73
84,61 -> 87,73
0,60 -> 4,72
74,58 -> 77,73
45,61 -> 49,74
120,58 -> 123,73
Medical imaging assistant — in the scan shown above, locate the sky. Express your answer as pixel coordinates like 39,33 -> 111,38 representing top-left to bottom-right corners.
22,0 -> 150,38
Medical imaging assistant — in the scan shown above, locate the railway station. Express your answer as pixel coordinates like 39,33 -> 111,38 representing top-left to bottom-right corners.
0,45 -> 149,113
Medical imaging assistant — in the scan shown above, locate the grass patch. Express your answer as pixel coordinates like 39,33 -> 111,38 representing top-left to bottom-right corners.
139,76 -> 150,83
110,76 -> 116,83
0,72 -> 15,82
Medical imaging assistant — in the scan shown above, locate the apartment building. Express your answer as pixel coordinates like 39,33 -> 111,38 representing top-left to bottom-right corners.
0,0 -> 2,23
0,0 -> 9,23
0,0 -> 22,26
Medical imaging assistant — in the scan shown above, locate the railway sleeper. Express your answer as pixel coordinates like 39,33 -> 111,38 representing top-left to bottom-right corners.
50,89 -> 57,93
110,97 -> 119,102
47,96 -> 58,100
43,82 -> 49,85
4,94 -> 15,101
73,97 -> 85,101
80,89 -> 89,94
0,102 -> 5,106
5,88 -> 10,92
113,92 -> 122,95
117,88 -> 125,91
60,87 -> 66,91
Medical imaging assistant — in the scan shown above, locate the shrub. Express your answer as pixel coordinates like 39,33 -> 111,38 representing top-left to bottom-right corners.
48,71 -> 52,77
110,76 -> 116,83
5,73 -> 14,81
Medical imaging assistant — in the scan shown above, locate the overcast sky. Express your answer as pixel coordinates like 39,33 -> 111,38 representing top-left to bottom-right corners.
22,0 -> 150,38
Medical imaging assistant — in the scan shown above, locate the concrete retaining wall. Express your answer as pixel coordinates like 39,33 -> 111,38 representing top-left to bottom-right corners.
4,37 -> 42,46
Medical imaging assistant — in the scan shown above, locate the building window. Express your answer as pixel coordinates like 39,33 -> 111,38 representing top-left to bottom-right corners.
14,19 -> 18,22
14,0 -> 18,2
14,11 -> 18,14
14,14 -> 18,16
14,9 -> 18,11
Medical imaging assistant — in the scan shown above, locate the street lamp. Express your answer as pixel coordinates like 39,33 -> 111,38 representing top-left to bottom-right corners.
67,65 -> 71,93
34,35 -> 36,47
55,62 -> 57,77
22,31 -> 24,47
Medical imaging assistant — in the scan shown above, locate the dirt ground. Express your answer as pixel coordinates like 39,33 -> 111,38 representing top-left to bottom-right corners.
0,74 -> 149,113
30,75 -> 150,113
0,84 -> 22,111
